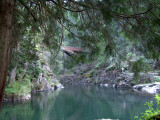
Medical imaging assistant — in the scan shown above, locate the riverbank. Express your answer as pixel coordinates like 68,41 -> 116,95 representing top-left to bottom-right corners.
59,64 -> 160,94
4,50 -> 65,103
3,80 -> 64,103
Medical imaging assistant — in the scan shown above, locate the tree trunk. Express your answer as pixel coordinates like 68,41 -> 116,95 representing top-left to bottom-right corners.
0,0 -> 15,108
9,66 -> 17,84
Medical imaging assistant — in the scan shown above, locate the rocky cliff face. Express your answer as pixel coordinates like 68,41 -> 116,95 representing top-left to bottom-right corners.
32,51 -> 64,92
4,51 -> 63,102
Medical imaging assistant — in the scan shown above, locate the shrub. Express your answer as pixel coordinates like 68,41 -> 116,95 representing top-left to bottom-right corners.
135,94 -> 160,120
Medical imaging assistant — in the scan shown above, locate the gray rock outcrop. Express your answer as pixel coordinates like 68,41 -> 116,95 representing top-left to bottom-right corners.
132,82 -> 160,94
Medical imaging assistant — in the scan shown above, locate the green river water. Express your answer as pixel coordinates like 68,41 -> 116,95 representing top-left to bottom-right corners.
0,85 -> 156,120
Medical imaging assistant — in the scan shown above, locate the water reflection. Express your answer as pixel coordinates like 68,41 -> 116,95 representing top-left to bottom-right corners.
0,85 -> 155,120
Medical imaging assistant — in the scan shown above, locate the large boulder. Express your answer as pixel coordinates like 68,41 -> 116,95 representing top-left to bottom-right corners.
32,73 -> 63,92
32,50 -> 64,92
132,82 -> 160,94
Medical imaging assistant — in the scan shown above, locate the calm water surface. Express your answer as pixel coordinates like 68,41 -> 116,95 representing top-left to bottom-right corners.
0,85 -> 156,120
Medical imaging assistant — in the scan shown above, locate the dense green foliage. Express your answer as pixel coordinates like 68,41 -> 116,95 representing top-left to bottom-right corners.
45,0 -> 160,75
9,0 -> 160,73
3,0 -> 160,119
135,94 -> 160,120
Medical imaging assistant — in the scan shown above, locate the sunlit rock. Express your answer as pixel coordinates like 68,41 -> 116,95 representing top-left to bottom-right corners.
97,118 -> 119,120
133,82 -> 160,94
100,83 -> 109,87
104,84 -> 109,87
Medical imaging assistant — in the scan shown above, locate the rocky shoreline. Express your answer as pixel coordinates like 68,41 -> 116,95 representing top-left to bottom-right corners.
3,83 -> 64,103
4,62 -> 160,102
100,82 -> 160,94
4,51 -> 64,103
4,71 -> 64,103
3,94 -> 31,102
132,82 -> 160,94
59,64 -> 160,94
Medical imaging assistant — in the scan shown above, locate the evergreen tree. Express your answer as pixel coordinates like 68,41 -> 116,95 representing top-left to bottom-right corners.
0,0 -> 160,108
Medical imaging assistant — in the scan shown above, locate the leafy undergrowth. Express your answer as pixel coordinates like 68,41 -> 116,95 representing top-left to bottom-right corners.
5,78 -> 32,96
135,94 -> 160,120
148,114 -> 160,120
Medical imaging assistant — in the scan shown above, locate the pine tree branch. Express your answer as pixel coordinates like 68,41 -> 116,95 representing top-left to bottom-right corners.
135,17 -> 160,35
69,0 -> 92,8
14,7 -> 33,27
57,20 -> 84,41
115,7 -> 152,19
50,0 -> 86,12
39,2 -> 87,41
18,0 -> 37,22
150,10 -> 160,21
30,0 -> 40,5
52,20 -> 63,60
